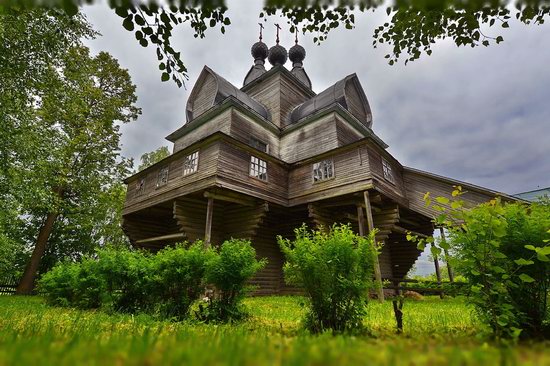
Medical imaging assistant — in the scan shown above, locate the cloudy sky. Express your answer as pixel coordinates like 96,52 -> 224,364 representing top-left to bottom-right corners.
84,1 -> 549,274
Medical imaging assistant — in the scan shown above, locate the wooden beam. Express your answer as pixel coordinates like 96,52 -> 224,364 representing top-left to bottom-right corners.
204,190 -> 255,206
135,232 -> 185,244
204,197 -> 214,248
391,225 -> 429,239
357,204 -> 366,237
363,190 -> 385,302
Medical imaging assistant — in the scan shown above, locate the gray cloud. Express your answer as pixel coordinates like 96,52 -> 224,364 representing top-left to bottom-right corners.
83,0 -> 550,195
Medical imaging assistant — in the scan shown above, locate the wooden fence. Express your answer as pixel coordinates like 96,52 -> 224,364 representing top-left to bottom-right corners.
0,276 -> 19,295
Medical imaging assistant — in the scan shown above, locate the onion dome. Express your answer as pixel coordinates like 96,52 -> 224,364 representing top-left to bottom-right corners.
289,43 -> 306,64
251,41 -> 268,61
268,44 -> 288,66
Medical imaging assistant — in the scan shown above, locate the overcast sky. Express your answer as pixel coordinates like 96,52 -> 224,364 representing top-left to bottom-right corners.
84,1 -> 549,274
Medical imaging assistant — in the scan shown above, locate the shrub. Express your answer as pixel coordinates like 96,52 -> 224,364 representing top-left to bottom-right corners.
152,242 -> 215,320
39,239 -> 263,322
199,239 -> 266,322
278,224 -> 377,333
417,187 -> 550,340
39,261 -> 81,307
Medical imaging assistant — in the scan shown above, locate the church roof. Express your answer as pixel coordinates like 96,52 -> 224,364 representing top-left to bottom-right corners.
186,66 -> 271,122
288,73 -> 373,127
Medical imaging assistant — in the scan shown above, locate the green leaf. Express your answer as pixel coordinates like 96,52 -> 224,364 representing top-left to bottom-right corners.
471,269 -> 480,276
514,258 -> 534,266
430,246 -> 441,257
161,72 -> 170,82
134,15 -> 145,26
123,16 -> 134,32
536,252 -> 549,262
525,245 -> 536,251
502,22 -> 509,28
115,7 -> 128,18
518,273 -> 535,283
435,197 -> 450,205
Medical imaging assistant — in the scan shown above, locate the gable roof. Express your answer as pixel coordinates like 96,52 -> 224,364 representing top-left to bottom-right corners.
289,73 -> 373,127
186,66 -> 270,122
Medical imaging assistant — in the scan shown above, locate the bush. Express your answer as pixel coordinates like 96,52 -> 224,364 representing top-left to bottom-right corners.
39,239 -> 263,322
278,224 -> 377,333
420,188 -> 550,340
199,239 -> 266,322
39,261 -> 81,307
152,242 -> 215,320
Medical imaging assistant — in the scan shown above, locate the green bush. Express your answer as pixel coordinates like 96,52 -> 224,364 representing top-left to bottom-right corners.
38,261 -> 81,307
420,188 -> 550,340
278,224 -> 377,333
39,239 -> 263,322
199,239 -> 266,322
152,242 -> 215,320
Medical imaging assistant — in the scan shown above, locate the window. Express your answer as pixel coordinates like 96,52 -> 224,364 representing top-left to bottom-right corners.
183,151 -> 199,176
382,159 -> 395,184
136,178 -> 145,196
249,137 -> 268,153
313,159 -> 334,182
156,166 -> 169,188
249,156 -> 267,181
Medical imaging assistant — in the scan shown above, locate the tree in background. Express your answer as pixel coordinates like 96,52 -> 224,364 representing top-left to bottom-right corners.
138,146 -> 170,172
0,8 -> 141,293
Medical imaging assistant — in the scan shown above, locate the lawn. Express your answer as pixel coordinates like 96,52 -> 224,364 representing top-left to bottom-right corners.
0,295 -> 548,366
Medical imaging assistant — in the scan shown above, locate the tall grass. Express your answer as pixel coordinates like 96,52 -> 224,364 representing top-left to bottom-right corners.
0,296 -> 548,366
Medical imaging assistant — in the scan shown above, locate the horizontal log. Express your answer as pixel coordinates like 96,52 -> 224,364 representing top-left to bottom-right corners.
135,233 -> 185,244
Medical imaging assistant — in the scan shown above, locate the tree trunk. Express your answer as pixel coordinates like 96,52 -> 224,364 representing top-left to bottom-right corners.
16,210 -> 60,295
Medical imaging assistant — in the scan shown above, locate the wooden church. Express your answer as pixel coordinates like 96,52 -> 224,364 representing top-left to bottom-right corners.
122,30 -> 517,295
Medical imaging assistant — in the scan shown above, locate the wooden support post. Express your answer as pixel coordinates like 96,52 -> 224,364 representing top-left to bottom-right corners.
363,191 -> 385,302
356,204 -> 366,237
204,197 -> 214,248
439,227 -> 454,283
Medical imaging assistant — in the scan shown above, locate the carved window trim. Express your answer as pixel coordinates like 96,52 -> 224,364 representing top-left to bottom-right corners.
183,150 -> 199,176
382,158 -> 395,184
136,178 -> 145,196
312,159 -> 335,183
156,166 -> 169,188
249,156 -> 268,181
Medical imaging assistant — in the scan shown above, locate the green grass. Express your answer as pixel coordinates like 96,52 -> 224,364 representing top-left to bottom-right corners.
0,295 -> 548,366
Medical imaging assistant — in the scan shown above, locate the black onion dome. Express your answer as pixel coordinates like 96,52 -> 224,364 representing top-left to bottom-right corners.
289,44 -> 306,63
251,41 -> 268,60
268,44 -> 288,66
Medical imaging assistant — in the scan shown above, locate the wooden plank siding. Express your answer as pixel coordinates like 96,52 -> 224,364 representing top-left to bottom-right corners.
403,168 -> 506,219
230,110 -> 281,158
245,72 -> 311,128
336,117 -> 364,146
216,141 -> 288,204
123,142 -> 221,215
344,79 -> 371,126
173,110 -> 232,153
280,113 -> 340,163
288,146 -> 372,203
187,71 -> 217,120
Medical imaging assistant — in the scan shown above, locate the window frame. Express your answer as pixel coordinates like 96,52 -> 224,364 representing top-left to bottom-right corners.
249,137 -> 269,153
182,150 -> 199,177
382,158 -> 395,184
156,166 -> 169,188
312,159 -> 335,183
249,155 -> 268,182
